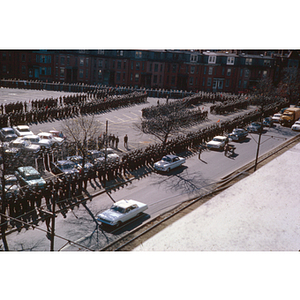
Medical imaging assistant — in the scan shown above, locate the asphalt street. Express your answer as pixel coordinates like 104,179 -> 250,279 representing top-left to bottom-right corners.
1,87 -> 298,251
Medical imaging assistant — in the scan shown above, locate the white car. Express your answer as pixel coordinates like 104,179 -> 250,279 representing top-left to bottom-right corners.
12,125 -> 34,137
22,134 -> 52,149
37,132 -> 64,146
271,113 -> 282,123
100,147 -> 120,162
206,136 -> 228,150
154,154 -> 185,172
96,199 -> 148,227
291,120 -> 300,131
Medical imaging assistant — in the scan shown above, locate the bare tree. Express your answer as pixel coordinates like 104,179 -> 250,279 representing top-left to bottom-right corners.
277,68 -> 300,106
61,115 -> 102,173
134,105 -> 182,150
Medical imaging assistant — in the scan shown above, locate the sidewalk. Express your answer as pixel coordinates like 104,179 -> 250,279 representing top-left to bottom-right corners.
133,142 -> 300,251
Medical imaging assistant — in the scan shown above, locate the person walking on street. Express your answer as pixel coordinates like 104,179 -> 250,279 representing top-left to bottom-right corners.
115,136 -> 119,149
198,146 -> 202,160
124,134 -> 128,148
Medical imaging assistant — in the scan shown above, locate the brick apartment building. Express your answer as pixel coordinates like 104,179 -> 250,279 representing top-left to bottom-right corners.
0,49 -> 298,94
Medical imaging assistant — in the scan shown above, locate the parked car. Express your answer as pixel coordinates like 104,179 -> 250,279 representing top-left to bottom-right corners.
100,147 -> 120,162
271,113 -> 282,123
9,137 -> 41,154
87,149 -> 105,165
96,199 -> 148,227
263,117 -> 274,127
0,175 -> 20,196
22,134 -> 52,149
228,128 -> 248,142
50,160 -> 80,176
15,166 -> 46,189
66,155 -> 94,172
291,120 -> 300,131
153,154 -> 185,172
247,122 -> 262,133
206,136 -> 228,150
12,125 -> 34,137
37,132 -> 64,146
0,127 -> 18,142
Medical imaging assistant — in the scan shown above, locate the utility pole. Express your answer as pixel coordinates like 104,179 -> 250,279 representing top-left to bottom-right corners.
1,146 -> 9,251
50,192 -> 56,251
104,120 -> 108,188
254,128 -> 262,172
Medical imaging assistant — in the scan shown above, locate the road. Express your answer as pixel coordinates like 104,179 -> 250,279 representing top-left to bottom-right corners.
1,88 -> 298,251
3,123 -> 297,251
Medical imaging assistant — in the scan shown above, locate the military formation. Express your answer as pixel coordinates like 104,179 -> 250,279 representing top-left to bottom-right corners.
0,80 -> 289,234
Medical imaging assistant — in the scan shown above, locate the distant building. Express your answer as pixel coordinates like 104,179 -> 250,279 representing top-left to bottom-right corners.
0,49 -> 298,93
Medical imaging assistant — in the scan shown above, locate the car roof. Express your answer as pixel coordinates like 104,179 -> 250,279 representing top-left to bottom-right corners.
17,166 -> 39,174
1,127 -> 14,131
214,136 -> 226,139
16,125 -> 30,129
164,154 -> 178,159
57,160 -> 75,165
113,199 -> 139,209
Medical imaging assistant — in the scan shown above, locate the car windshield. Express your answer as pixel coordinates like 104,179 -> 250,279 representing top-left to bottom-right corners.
111,205 -> 125,213
60,163 -> 75,170
24,174 -> 41,180
18,128 -> 30,133
5,179 -> 17,186
162,156 -> 171,162
3,130 -> 14,136
213,138 -> 223,142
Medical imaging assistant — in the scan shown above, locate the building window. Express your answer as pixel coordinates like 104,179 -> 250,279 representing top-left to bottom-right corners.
123,61 -> 126,69
227,56 -> 235,65
60,67 -> 65,77
225,79 -> 230,87
67,56 -> 70,65
98,70 -> 102,78
86,69 -> 88,78
135,51 -> 142,58
22,54 -> 26,62
22,66 -> 26,74
61,57 -> 65,65
116,72 -> 121,81
189,77 -> 193,85
112,60 -> 115,69
80,58 -> 84,66
204,66 -> 206,74
213,79 -> 217,89
159,75 -> 162,83
222,67 -> 225,75
227,68 -> 231,76
153,75 -> 157,83
208,55 -> 216,64
171,76 -> 175,85
263,60 -> 270,66
218,81 -> 223,89
79,69 -> 83,78
131,62 -> 134,70
149,63 -> 152,72
117,50 -> 123,56
136,62 -> 140,70
117,61 -> 121,69
98,50 -> 104,54
130,73 -> 133,81
160,64 -> 163,72
243,80 -> 247,88
240,69 -> 243,77
263,70 -> 267,77
245,58 -> 252,65
154,64 -> 158,72
207,78 -> 211,86
190,54 -> 198,62
2,53 -> 6,61
172,64 -> 177,73
98,60 -> 102,68
55,67 -> 58,76
202,78 -> 205,86
85,58 -> 89,67
191,66 -> 195,74
238,80 -> 241,87
208,67 -> 213,75
244,69 -> 250,77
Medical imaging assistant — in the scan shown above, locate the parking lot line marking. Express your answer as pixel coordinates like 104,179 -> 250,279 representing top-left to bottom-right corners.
105,118 -> 115,123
